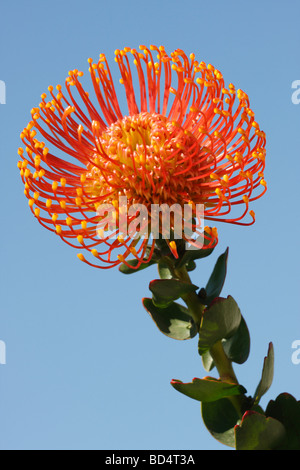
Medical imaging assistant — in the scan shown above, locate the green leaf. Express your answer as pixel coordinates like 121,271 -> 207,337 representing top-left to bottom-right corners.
149,279 -> 199,308
222,315 -> 250,364
198,296 -> 241,355
235,411 -> 286,450
118,258 -> 157,274
266,393 -> 300,450
154,238 -> 172,256
203,248 -> 229,305
171,376 -> 246,403
201,350 -> 215,372
201,315 -> 250,370
254,342 -> 274,405
157,259 -> 173,279
201,398 -> 240,448
185,259 -> 197,272
155,237 -> 186,258
175,234 -> 215,269
143,298 -> 198,340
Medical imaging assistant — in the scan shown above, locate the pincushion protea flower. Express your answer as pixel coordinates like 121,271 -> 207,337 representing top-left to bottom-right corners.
18,45 -> 266,269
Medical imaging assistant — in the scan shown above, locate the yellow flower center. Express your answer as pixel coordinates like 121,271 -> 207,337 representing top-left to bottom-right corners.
85,112 -> 202,208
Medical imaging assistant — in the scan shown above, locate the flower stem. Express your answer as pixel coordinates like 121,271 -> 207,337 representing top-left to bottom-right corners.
208,339 -> 245,418
209,341 -> 238,384
175,264 -> 244,417
174,265 -> 205,325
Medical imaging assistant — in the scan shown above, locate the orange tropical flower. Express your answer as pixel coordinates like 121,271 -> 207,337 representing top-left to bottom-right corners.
18,46 -> 266,269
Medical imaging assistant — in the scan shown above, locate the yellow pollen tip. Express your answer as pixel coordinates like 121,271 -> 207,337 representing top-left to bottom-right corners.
56,225 -> 62,235
129,247 -> 137,256
97,228 -> 104,239
169,241 -> 179,259
34,157 -> 41,168
117,254 -> 125,262
77,253 -> 86,262
91,249 -> 98,258
77,235 -> 84,245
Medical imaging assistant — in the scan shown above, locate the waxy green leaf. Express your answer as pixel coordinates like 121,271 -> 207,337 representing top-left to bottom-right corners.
198,296 -> 241,355
149,279 -> 199,307
254,342 -> 274,405
157,260 -> 173,279
143,298 -> 198,340
201,315 -> 250,371
201,398 -> 240,448
175,234 -> 216,269
119,258 -> 157,274
266,393 -> 300,450
155,237 -> 186,258
201,248 -> 229,306
222,315 -> 250,364
171,376 -> 246,403
201,350 -> 215,372
235,411 -> 286,450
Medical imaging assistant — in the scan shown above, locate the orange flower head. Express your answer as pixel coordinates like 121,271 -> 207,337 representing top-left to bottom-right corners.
18,45 -> 267,269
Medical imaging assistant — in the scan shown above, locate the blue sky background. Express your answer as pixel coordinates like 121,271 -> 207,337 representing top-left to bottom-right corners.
0,0 -> 299,450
